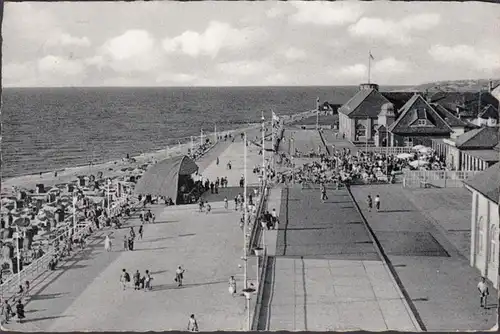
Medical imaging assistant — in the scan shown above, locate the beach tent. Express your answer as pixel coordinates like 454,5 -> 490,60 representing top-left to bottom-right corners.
134,155 -> 199,203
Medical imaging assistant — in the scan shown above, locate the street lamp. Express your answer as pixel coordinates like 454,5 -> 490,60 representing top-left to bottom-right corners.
107,179 -> 111,217
72,194 -> 78,233
242,287 -> 256,331
261,111 -> 266,185
243,133 -> 249,292
14,225 -> 21,286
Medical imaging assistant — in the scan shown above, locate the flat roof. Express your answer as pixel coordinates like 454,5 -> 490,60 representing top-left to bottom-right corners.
462,149 -> 500,162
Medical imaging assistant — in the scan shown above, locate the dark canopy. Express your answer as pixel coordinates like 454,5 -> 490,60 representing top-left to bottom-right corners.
134,155 -> 199,201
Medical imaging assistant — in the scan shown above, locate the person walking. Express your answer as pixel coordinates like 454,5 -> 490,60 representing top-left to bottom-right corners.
228,276 -> 237,296
151,213 -> 156,224
206,203 -> 211,214
120,269 -> 130,290
24,281 -> 30,299
321,184 -> 328,203
367,195 -> 373,212
234,196 -> 238,211
187,314 -> 199,332
133,270 -> 141,290
374,194 -> 381,211
105,234 -> 112,252
175,266 -> 185,287
477,277 -> 489,308
224,197 -> 228,209
271,208 -> 279,229
1,300 -> 13,325
123,235 -> 129,251
138,224 -> 144,240
15,300 -> 25,324
144,270 -> 153,291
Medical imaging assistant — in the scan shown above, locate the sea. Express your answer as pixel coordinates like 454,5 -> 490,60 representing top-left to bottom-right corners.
1,86 -> 405,178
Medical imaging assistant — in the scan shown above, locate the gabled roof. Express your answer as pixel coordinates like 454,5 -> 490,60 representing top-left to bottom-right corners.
478,104 -> 498,119
388,94 -> 453,135
338,89 -> 391,118
429,91 -> 499,118
464,162 -> 499,204
380,92 -> 415,110
431,103 -> 475,128
455,126 -> 499,149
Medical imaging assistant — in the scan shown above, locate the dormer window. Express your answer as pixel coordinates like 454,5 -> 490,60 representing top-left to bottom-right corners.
417,119 -> 426,126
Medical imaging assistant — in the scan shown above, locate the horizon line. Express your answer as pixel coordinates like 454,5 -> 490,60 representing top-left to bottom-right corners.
2,84 -> 416,89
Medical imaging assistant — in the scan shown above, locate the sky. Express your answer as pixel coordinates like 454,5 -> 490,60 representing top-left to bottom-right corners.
3,1 -> 500,87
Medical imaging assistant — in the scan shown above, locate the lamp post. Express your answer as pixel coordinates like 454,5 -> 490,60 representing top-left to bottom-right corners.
107,179 -> 111,217
261,111 -> 266,185
214,124 -> 217,143
15,225 -> 21,286
190,136 -> 194,155
242,287 -> 256,331
243,133 -> 248,291
200,129 -> 204,146
72,194 -> 78,233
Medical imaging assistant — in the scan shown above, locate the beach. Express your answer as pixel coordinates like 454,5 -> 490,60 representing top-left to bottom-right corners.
1,110 -> 314,194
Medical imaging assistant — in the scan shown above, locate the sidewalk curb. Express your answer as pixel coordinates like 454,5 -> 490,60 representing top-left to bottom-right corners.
346,185 -> 426,332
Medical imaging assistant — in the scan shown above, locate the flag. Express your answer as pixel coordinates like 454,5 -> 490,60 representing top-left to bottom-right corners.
369,52 -> 375,60
272,111 -> 280,122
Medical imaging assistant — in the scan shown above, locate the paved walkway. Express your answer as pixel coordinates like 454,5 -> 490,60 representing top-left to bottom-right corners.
258,187 -> 419,331
4,140 -> 264,331
319,130 -> 358,154
262,187 -> 282,256
280,130 -> 326,156
349,184 -> 497,331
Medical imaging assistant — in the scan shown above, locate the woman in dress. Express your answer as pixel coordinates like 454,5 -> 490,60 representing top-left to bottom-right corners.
228,276 -> 237,296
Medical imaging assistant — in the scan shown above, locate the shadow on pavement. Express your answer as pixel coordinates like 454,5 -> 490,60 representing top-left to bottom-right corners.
378,209 -> 415,213
147,220 -> 179,225
30,292 -> 68,301
22,315 -> 69,323
153,279 -> 227,291
26,309 -> 46,313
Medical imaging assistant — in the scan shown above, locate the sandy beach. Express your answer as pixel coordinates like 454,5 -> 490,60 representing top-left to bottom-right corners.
1,110 -> 316,195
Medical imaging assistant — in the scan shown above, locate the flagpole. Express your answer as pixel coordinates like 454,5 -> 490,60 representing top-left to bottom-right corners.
261,111 -> 266,185
271,110 -> 275,170
243,132 -> 248,290
368,52 -> 371,84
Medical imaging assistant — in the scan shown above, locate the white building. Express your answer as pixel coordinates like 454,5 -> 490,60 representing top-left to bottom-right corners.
464,162 -> 499,288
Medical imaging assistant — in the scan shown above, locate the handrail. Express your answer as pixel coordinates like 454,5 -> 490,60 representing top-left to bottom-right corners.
248,182 -> 268,253
251,250 -> 269,330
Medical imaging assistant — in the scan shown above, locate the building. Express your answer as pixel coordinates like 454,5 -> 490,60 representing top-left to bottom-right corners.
337,83 -> 413,144
338,83 -> 479,147
469,104 -> 499,127
428,90 -> 499,125
489,81 -> 500,103
464,163 -> 499,287
432,127 -> 499,171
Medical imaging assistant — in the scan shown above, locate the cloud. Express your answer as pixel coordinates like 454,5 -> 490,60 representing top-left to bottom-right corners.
429,44 -> 500,71
162,21 -> 262,58
348,13 -> 441,45
217,60 -> 273,76
373,57 -> 411,74
97,29 -> 162,73
38,55 -> 85,76
290,2 -> 362,26
156,73 -> 197,85
283,47 -> 307,61
46,33 -> 91,48
339,64 -> 367,78
266,6 -> 287,18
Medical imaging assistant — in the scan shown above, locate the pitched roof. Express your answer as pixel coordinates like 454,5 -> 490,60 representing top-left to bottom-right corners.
464,162 -> 499,204
455,126 -> 499,149
429,91 -> 499,118
338,89 -> 391,118
388,94 -> 453,135
478,104 -> 498,119
380,92 -> 415,110
134,155 -> 199,203
431,103 -> 475,128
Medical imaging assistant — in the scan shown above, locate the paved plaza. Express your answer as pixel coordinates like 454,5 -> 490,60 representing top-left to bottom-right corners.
257,187 -> 419,331
4,140 -> 263,331
280,129 -> 327,156
350,184 -> 498,331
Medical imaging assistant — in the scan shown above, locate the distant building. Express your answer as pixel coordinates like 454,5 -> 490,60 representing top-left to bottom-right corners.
338,83 -> 489,148
464,163 -> 499,288
489,81 -> 500,103
432,126 -> 499,171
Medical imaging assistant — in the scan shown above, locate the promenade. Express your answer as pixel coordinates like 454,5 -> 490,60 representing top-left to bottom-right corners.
4,139 -> 262,332
257,187 -> 419,331
349,184 -> 498,331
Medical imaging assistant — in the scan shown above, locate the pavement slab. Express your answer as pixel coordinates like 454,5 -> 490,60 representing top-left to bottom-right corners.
349,184 -> 498,331
3,140 -> 265,332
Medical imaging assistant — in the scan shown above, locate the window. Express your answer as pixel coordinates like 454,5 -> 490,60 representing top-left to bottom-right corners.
489,225 -> 497,263
417,119 -> 426,126
478,216 -> 485,254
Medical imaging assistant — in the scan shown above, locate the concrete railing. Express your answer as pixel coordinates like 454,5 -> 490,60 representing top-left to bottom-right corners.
251,250 -> 269,330
248,182 -> 269,253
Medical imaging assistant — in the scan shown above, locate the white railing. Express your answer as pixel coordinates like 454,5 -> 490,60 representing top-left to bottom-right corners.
402,170 -> 482,188
358,146 -> 414,155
